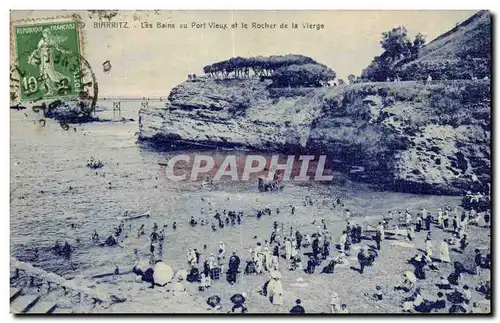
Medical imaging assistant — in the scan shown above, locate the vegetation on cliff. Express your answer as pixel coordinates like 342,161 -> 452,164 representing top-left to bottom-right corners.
361,27 -> 426,81
203,54 -> 336,87
362,10 -> 491,82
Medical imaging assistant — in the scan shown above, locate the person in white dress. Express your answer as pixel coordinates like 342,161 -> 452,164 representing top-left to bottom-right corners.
330,292 -> 341,313
270,279 -> 284,305
263,246 -> 272,271
440,239 -> 451,263
339,232 -> 347,252
218,241 -> 226,259
284,238 -> 292,261
425,238 -> 433,258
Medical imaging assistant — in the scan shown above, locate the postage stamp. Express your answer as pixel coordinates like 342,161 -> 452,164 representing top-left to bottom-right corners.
10,15 -> 98,123
12,18 -> 84,102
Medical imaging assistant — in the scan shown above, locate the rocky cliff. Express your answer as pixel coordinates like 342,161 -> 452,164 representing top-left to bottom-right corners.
139,78 -> 490,195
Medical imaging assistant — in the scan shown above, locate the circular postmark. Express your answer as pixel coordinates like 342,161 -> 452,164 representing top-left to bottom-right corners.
10,21 -> 98,130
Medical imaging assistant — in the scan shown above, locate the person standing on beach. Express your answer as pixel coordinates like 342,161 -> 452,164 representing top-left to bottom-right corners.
330,292 -> 341,313
377,222 -> 385,241
405,209 -> 412,227
425,214 -> 432,231
484,210 -> 490,228
312,237 -> 320,259
285,238 -> 292,261
339,231 -> 347,253
228,252 -> 240,284
415,215 -> 422,232
357,248 -> 367,274
425,236 -> 433,258
474,249 -> 483,276
437,208 -> 444,229
375,230 -> 382,251
356,224 -> 363,243
459,234 -> 468,253
440,239 -> 451,264
295,230 -> 303,249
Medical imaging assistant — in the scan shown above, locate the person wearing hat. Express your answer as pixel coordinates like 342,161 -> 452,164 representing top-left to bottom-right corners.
374,286 -> 384,300
357,247 -> 367,274
415,215 -> 423,232
227,252 -> 240,284
290,299 -> 305,314
330,292 -> 341,313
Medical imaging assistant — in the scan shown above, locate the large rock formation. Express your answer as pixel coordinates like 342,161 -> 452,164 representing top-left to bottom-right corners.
139,78 -> 490,195
139,11 -> 491,195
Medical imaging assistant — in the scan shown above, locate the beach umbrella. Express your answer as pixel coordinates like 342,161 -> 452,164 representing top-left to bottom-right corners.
270,270 -> 282,279
404,271 -> 416,283
207,295 -> 221,308
230,293 -> 246,304
153,262 -> 173,286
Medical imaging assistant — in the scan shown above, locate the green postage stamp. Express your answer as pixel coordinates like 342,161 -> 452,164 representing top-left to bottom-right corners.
12,18 -> 84,102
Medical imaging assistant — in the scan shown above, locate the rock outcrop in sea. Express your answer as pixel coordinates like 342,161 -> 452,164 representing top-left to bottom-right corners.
139,78 -> 490,195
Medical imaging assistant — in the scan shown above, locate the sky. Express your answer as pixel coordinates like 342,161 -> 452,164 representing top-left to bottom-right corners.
11,10 -> 477,98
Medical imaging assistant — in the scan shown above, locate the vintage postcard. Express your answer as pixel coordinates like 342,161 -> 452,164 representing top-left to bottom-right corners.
9,10 -> 491,314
